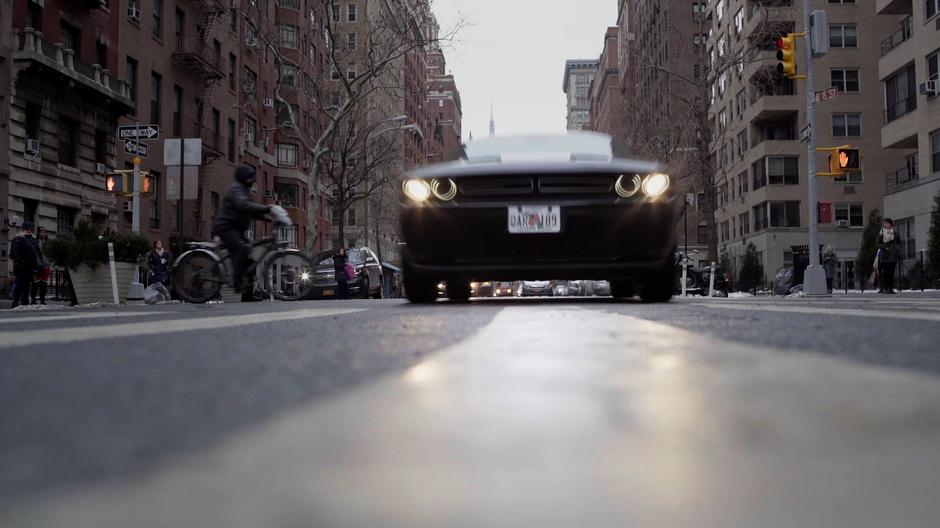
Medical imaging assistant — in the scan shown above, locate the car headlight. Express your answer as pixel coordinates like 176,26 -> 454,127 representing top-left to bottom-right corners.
642,173 -> 670,197
403,179 -> 431,202
615,174 -> 642,198
430,178 -> 457,201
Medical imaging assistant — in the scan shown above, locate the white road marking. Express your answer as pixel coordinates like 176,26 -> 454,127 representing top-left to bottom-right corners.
10,306 -> 940,528
0,312 -> 162,325
0,308 -> 365,349
695,302 -> 940,322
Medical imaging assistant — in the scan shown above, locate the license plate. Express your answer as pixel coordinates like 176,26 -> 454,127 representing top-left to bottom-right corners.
508,205 -> 561,234
323,289 -> 334,296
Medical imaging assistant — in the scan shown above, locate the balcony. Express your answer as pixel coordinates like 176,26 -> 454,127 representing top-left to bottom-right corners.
881,17 -> 912,56
172,34 -> 224,79
183,120 -> 223,160
12,28 -> 133,113
885,160 -> 919,194
876,0 -> 912,15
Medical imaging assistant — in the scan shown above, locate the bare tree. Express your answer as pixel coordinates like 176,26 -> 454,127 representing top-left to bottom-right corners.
627,2 -> 797,262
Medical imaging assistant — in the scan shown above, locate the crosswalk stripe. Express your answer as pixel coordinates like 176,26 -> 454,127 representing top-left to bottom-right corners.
695,302 -> 940,322
0,312 -> 162,326
0,308 -> 365,349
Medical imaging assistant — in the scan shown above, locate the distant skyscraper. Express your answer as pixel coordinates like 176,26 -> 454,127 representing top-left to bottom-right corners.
489,102 -> 495,136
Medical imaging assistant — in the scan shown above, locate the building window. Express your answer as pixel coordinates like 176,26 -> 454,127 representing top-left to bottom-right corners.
753,202 -> 768,231
928,0 -> 939,20
896,218 -> 916,259
332,207 -> 341,226
829,25 -> 858,48
244,116 -> 257,144
96,41 -> 108,68
931,129 -> 940,173
60,21 -> 80,55
770,201 -> 801,228
347,3 -> 357,22
767,156 -> 799,185
929,49 -> 939,81
126,57 -> 138,110
734,8 -> 744,34
274,183 -> 299,208
58,118 -> 78,167
25,102 -> 41,141
830,69 -> 859,92
347,65 -> 356,80
279,63 -> 297,86
95,130 -> 107,164
26,1 -> 42,30
174,8 -> 185,51
278,0 -> 300,9
23,199 -> 38,225
835,203 -> 864,228
173,85 -> 183,136
228,53 -> 236,90
737,129 -> 748,158
279,25 -> 299,48
716,0 -> 725,21
211,108 -> 221,149
697,223 -> 708,245
739,212 -> 750,236
832,113 -> 861,137
347,207 -> 356,226
835,169 -> 864,184
331,3 -> 340,21
149,171 -> 161,228
884,64 -> 917,122
347,32 -> 357,50
56,206 -> 76,235
276,143 -> 299,167
227,119 -> 236,162
150,72 -> 162,126
153,0 -> 163,38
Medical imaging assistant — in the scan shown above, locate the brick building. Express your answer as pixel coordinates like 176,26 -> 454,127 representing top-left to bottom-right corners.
1,0 -> 11,288
588,27 -> 623,139
426,33 -> 462,164
562,59 -> 598,130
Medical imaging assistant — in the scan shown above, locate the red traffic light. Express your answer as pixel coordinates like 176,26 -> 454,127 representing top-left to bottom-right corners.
142,175 -> 153,194
776,37 -> 785,50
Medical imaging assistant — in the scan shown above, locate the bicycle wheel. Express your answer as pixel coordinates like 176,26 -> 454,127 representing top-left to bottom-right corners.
264,250 -> 316,301
173,250 -> 223,303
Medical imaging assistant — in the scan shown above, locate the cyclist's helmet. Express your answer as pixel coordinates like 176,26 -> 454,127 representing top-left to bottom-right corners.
234,164 -> 257,185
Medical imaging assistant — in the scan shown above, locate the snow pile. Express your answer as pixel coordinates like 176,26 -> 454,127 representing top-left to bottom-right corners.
728,292 -> 754,298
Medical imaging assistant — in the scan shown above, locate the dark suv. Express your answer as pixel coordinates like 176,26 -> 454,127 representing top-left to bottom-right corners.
309,248 -> 384,299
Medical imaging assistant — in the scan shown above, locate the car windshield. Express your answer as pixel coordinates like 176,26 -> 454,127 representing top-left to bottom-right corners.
316,250 -> 363,266
464,132 -> 614,162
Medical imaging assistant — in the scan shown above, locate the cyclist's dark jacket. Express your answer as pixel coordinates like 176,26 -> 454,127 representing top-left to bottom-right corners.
212,181 -> 269,235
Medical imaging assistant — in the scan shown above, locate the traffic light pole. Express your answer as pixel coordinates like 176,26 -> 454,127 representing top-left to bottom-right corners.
801,0 -> 829,297
128,122 -> 145,303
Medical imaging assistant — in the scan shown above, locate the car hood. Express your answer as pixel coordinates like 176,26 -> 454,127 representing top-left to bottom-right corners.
404,157 -> 662,181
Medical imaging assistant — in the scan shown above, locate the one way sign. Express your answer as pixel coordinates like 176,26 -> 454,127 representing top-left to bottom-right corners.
124,139 -> 149,157
118,124 -> 160,140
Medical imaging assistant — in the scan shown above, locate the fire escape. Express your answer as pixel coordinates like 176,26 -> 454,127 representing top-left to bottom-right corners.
171,0 -> 227,238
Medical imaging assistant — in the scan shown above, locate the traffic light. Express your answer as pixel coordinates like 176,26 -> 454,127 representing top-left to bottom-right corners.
105,173 -> 127,193
776,34 -> 798,78
141,174 -> 155,195
828,147 -> 860,174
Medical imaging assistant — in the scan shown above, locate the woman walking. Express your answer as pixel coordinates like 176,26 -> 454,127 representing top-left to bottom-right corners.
877,218 -> 901,294
822,246 -> 837,294
30,227 -> 50,305
333,248 -> 350,299
147,240 -> 173,287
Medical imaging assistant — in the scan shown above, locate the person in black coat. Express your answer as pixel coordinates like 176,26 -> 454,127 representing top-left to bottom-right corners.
212,165 -> 271,293
9,221 -> 40,308
147,240 -> 173,286
333,248 -> 349,299
877,217 -> 901,294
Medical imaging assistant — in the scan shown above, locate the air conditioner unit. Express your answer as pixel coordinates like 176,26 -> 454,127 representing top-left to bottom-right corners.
243,82 -> 255,95
244,36 -> 257,48
262,97 -> 274,108
836,219 -> 849,228
280,120 -> 293,128
24,138 -> 40,158
95,162 -> 107,175
243,131 -> 254,143
128,6 -> 141,21
919,79 -> 938,97
124,201 -> 134,212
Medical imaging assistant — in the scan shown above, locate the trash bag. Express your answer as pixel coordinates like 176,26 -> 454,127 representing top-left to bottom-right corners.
775,267 -> 794,296
144,283 -> 170,305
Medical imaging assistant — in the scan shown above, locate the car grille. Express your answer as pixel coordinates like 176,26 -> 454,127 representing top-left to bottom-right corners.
458,177 -> 534,197
537,175 -> 613,194
457,175 -> 615,199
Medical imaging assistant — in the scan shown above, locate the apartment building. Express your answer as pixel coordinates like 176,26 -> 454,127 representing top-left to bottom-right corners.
707,0 -> 907,286
426,40 -> 463,164
588,27 -> 624,139
8,0 -> 133,242
1,0 -> 11,287
877,0 -> 940,266
562,59 -> 598,130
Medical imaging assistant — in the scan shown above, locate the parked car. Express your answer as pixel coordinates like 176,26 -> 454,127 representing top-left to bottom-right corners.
308,248 -> 383,299
553,282 -> 569,296
590,280 -> 611,296
493,281 -> 514,297
521,280 -> 554,297
471,281 -> 495,297
398,132 -> 680,302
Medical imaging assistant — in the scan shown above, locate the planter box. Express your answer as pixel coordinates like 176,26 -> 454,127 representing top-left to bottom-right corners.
71,262 -> 137,304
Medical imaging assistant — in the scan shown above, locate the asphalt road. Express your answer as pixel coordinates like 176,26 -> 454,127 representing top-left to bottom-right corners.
2,292 -> 940,527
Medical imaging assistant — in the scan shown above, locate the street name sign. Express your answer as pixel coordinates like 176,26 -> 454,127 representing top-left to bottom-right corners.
118,124 -> 160,140
814,87 -> 839,103
123,139 -> 149,157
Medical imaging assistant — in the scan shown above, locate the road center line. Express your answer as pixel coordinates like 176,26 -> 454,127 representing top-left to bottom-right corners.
0,312 -> 164,326
693,302 -> 940,322
0,308 -> 365,349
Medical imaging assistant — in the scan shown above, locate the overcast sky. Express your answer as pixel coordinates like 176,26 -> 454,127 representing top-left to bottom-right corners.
431,0 -> 618,141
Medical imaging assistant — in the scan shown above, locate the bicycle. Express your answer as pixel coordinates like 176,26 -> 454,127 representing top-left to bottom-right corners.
172,208 -> 316,303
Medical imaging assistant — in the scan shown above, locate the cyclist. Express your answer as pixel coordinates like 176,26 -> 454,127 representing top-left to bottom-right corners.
212,165 -> 272,293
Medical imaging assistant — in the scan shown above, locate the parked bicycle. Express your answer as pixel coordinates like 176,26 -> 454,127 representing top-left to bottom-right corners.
172,206 -> 315,303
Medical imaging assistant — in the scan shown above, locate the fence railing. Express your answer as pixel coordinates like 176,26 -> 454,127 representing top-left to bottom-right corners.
881,16 -> 913,56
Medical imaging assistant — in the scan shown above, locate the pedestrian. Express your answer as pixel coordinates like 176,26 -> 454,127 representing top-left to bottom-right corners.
147,240 -> 173,287
822,245 -> 837,294
8,221 -> 40,309
333,247 -> 349,299
877,218 -> 901,294
30,227 -> 50,305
